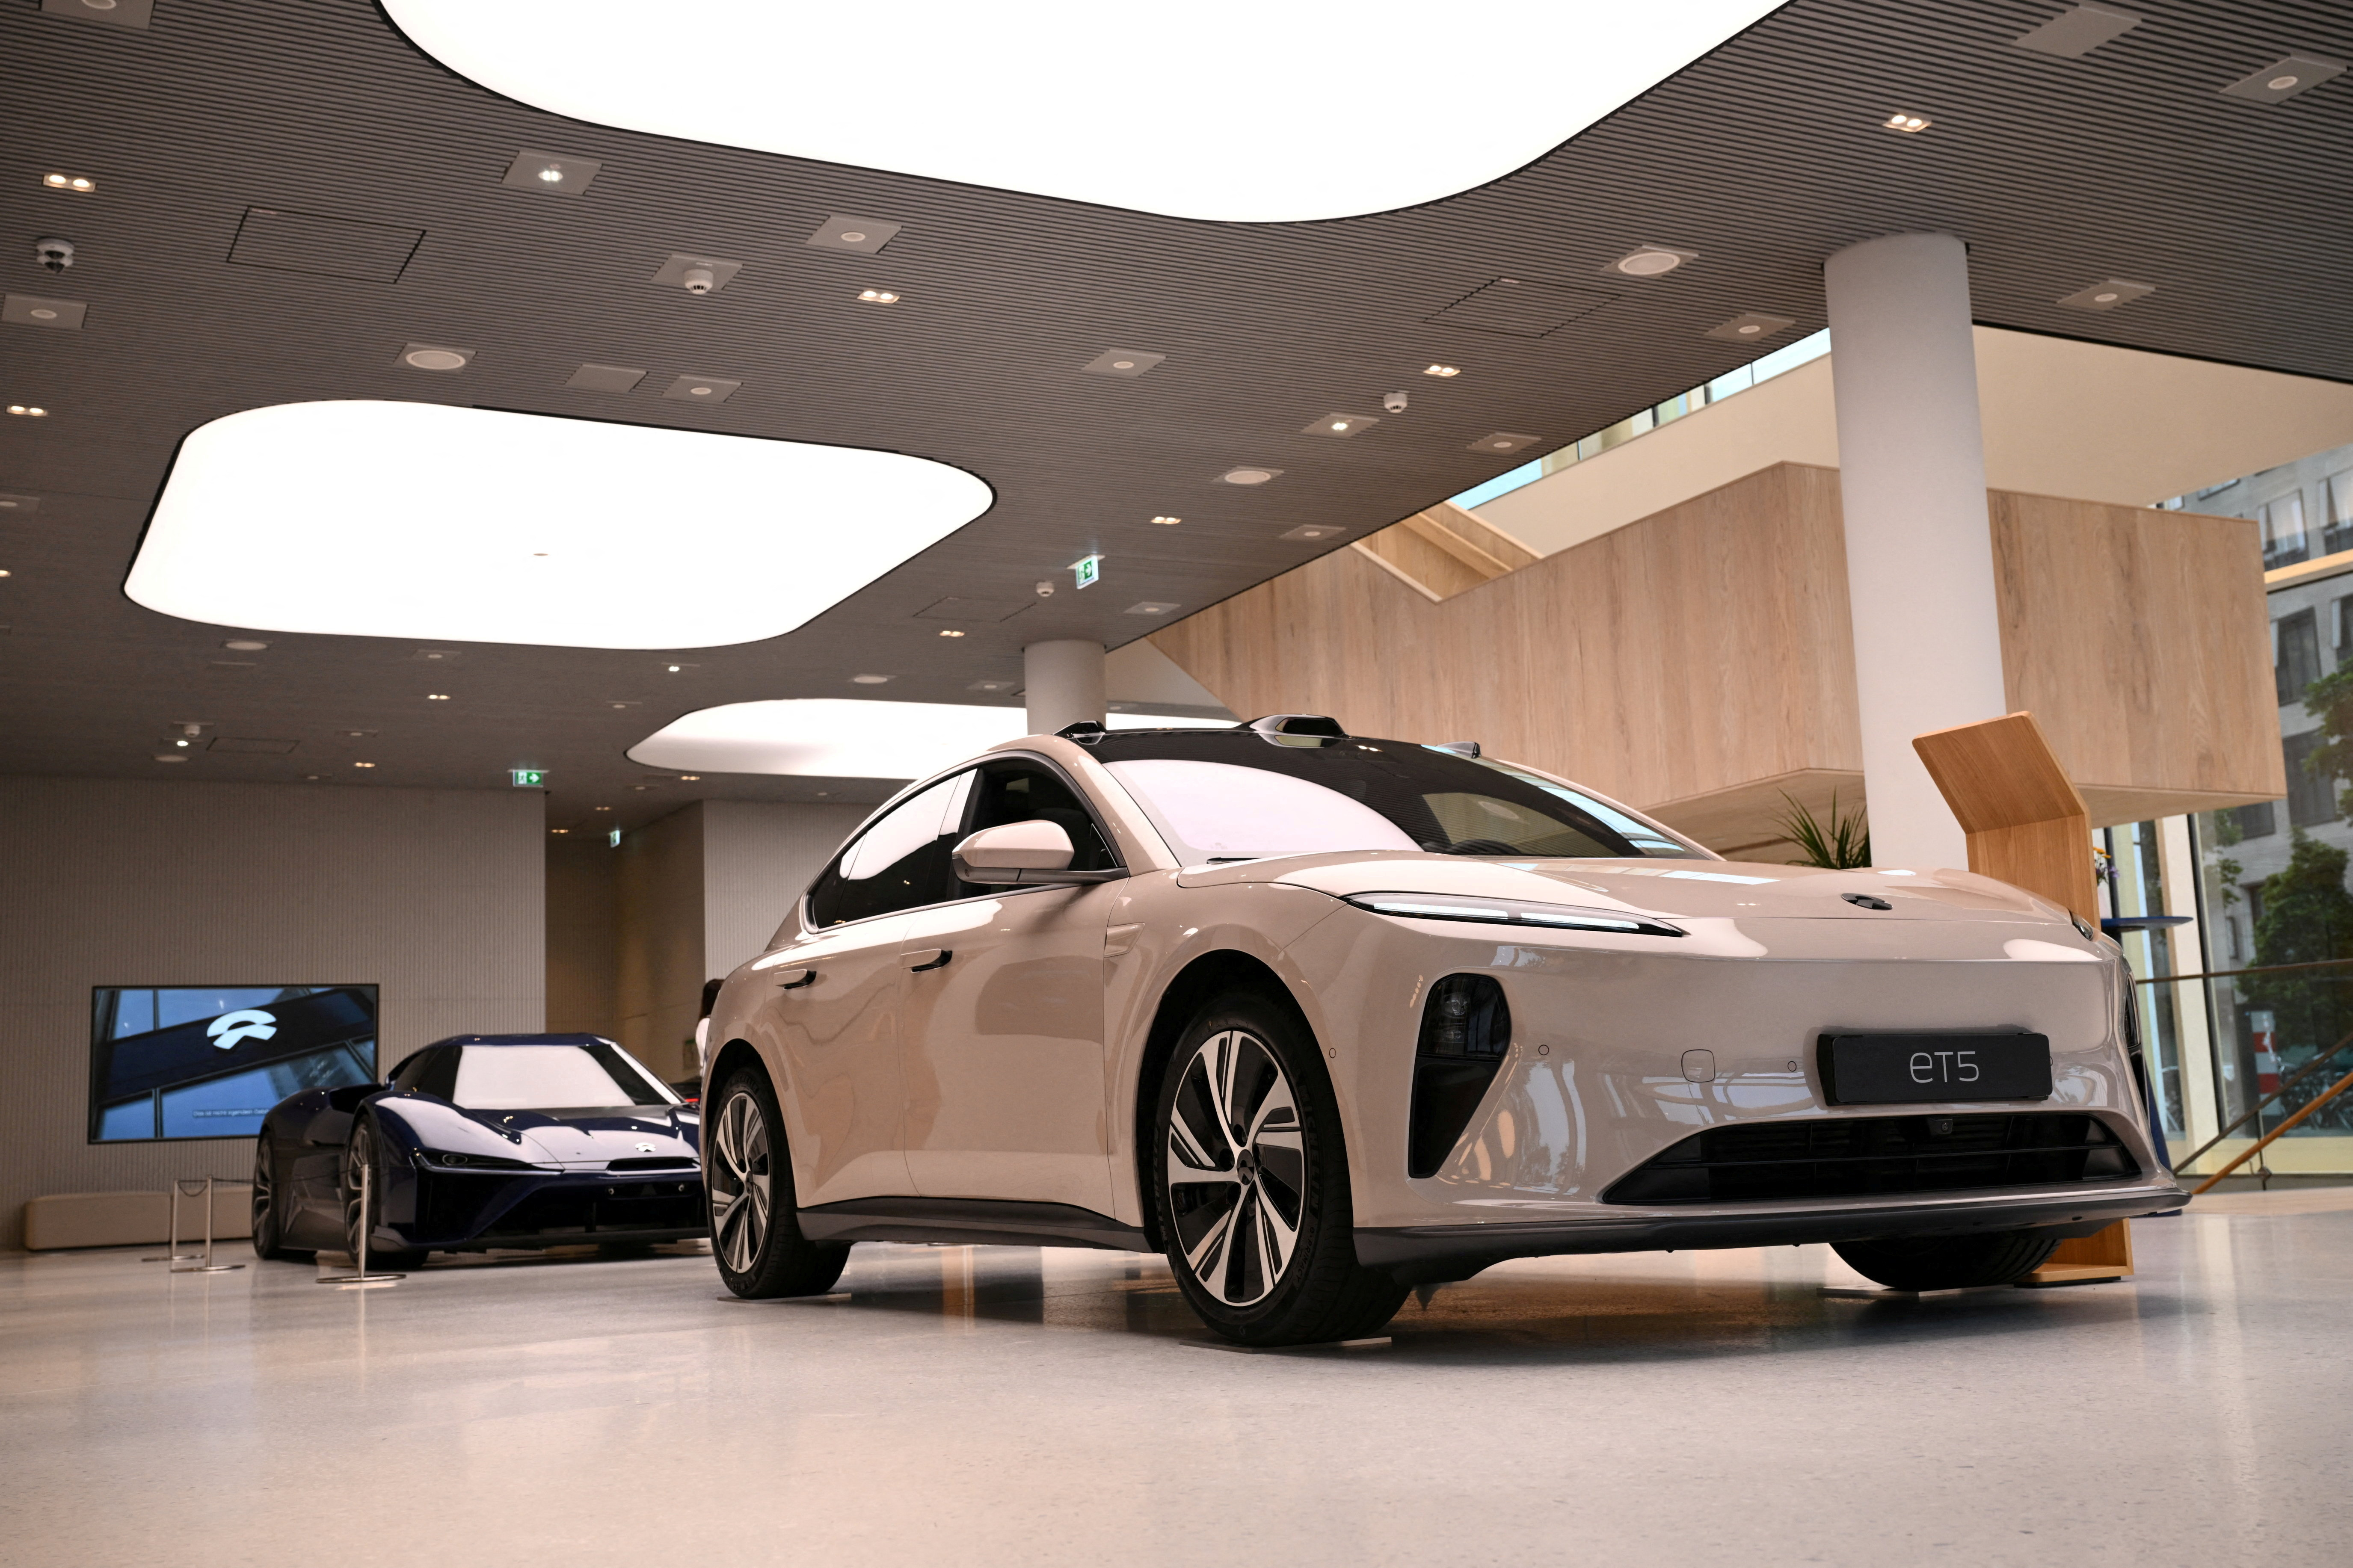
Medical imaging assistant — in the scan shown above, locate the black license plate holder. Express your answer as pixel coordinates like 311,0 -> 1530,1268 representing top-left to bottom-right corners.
1817,1032 -> 2053,1104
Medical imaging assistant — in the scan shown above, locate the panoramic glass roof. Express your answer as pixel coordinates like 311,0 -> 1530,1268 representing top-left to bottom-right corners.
125,402 -> 994,651
381,0 -> 1787,222
630,699 -> 1229,780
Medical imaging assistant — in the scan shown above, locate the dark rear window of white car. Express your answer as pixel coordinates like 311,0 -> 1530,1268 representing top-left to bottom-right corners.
1086,731 -> 1702,862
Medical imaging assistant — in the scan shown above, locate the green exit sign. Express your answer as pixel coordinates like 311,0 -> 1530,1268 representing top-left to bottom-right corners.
1071,553 -> 1102,589
510,769 -> 546,788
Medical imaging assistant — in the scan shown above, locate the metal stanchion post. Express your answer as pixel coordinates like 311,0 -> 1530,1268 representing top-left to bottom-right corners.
171,1177 -> 243,1273
142,1178 -> 199,1263
317,1160 -> 403,1288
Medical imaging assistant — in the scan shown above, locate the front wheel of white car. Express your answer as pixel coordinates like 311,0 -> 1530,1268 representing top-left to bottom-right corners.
708,1064 -> 850,1300
1151,991 -> 1407,1347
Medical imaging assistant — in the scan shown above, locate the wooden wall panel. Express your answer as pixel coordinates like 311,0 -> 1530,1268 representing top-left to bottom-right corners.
1990,491 -> 2284,823
1153,462 -> 2279,852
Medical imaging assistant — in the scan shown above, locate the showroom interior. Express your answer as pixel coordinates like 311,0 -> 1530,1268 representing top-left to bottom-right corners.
6,0 -> 2353,1562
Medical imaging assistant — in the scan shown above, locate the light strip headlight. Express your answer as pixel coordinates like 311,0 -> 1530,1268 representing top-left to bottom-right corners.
1342,891 -> 1684,938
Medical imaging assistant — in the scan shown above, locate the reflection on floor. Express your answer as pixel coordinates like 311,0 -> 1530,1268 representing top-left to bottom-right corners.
5,1193 -> 2352,1566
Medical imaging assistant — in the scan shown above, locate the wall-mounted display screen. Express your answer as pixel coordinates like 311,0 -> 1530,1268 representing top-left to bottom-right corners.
89,985 -> 378,1143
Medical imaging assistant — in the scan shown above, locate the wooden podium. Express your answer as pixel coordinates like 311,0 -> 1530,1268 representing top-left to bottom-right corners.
1911,711 -> 2134,1287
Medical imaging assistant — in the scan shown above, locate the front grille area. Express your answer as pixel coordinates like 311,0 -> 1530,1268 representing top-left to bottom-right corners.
1600,1113 -> 2140,1206
479,1179 -> 705,1237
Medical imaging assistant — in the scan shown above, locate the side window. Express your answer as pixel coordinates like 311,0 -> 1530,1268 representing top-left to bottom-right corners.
391,1047 -> 458,1101
954,760 -> 1120,896
806,773 -> 971,928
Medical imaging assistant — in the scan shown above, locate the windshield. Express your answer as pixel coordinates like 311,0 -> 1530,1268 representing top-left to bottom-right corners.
450,1042 -> 678,1110
1091,732 -> 1704,862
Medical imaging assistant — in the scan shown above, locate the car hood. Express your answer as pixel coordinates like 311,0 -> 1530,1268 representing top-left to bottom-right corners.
1181,851 -> 2074,927
461,1105 -> 701,1168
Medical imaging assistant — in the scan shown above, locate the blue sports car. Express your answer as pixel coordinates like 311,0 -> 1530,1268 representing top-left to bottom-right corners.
250,1033 -> 705,1268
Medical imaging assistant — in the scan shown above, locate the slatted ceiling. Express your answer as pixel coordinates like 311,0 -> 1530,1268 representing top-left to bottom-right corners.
0,1 -> 2348,828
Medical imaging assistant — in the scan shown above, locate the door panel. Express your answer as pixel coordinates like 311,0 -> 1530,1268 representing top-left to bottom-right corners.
753,914 -> 916,1205
899,885 -> 1116,1207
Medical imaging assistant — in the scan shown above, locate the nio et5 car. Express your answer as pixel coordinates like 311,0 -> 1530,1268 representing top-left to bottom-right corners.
252,1033 -> 705,1267
701,717 -> 2185,1345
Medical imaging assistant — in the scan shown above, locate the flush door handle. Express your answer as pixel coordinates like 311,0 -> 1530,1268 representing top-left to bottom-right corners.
774,967 -> 817,989
903,948 -> 953,972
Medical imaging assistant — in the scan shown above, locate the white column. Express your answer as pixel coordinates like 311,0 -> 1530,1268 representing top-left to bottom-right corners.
1023,639 -> 1106,736
1824,232 -> 2009,870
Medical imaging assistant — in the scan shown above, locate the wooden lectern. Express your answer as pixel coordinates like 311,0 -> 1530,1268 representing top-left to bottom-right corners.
1911,711 -> 2134,1287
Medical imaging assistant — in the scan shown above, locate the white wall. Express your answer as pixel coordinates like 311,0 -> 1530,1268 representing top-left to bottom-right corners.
701,799 -> 871,973
0,778 -> 543,1251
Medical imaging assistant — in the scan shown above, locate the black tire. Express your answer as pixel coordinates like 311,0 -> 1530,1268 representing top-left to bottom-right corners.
1151,990 -> 1407,1347
251,1139 -> 297,1261
343,1117 -> 430,1273
1833,1229 -> 2062,1291
708,1063 -> 850,1299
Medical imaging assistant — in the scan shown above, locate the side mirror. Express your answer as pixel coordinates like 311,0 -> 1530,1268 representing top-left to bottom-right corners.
951,820 -> 1123,885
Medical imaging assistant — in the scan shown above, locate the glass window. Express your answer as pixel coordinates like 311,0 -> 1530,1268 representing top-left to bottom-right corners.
2234,800 -> 2278,840
2285,730 -> 2339,828
2261,492 -> 2309,571
449,1042 -> 676,1110
393,1046 -> 459,1100
2325,470 -> 2353,558
2276,608 -> 2323,705
955,760 -> 1120,891
1091,731 -> 1702,862
806,773 -> 970,928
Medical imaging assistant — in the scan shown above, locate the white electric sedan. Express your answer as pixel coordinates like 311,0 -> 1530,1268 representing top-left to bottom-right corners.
700,716 -> 2185,1345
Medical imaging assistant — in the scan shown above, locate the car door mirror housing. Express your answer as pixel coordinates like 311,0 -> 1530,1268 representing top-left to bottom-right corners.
952,820 -> 1121,885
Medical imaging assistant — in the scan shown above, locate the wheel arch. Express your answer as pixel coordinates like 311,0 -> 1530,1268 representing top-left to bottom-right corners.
1129,949 -> 1314,1253
706,1037 -> 768,1098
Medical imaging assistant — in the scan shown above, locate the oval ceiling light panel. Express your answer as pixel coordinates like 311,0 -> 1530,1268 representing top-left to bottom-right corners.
631,701 -> 1231,780
126,402 -> 993,650
379,0 -> 1787,223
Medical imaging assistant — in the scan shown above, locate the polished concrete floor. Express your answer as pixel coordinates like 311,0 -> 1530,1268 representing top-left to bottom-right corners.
6,1195 -> 2353,1568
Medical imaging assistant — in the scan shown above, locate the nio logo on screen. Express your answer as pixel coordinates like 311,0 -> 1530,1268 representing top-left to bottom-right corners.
206,1009 -> 279,1050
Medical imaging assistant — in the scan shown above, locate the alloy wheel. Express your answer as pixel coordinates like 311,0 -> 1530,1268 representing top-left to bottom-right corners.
1165,1028 -> 1306,1307
252,1143 -> 274,1236
709,1088 -> 772,1274
342,1124 -> 373,1255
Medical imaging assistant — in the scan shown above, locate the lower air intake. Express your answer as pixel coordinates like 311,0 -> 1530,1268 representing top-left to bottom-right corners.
1600,1112 -> 2140,1206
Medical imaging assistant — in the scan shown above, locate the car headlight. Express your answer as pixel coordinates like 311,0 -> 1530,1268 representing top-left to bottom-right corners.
1342,890 -> 1683,938
415,1149 -> 542,1171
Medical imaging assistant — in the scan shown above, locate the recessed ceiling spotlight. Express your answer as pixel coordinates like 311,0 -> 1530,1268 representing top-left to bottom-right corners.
551,828 -> 569,834
806,215 -> 902,254
595,805 -> 612,812
2057,278 -> 2155,312
43,175 -> 95,192
400,344 -> 474,372
1281,525 -> 1343,541
667,664 -> 682,672
2014,4 -> 2143,59
1125,601 -> 1179,616
174,737 -> 189,747
1304,413 -> 1380,439
937,628 -> 966,637
0,569 -> 12,578
354,760 -> 376,768
1150,515 -> 1182,525
222,639 -> 269,651
1606,245 -> 1696,278
851,673 -> 890,684
1883,112 -> 1932,133
1704,311 -> 1797,342
1082,349 -> 1165,378
7,406 -> 49,417
857,289 -> 900,304
1467,431 -> 1541,456
1220,467 -> 1282,485
1424,364 -> 1461,378
679,774 -> 699,781
154,754 -> 187,763
427,693 -> 451,700
2220,54 -> 2345,104
662,374 -> 741,403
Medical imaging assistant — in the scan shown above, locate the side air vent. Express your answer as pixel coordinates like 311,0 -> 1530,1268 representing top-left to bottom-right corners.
1407,974 -> 1511,1178
1601,1113 -> 2140,1205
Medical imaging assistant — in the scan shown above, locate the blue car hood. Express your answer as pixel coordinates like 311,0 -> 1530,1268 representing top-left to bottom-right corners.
459,1106 -> 700,1169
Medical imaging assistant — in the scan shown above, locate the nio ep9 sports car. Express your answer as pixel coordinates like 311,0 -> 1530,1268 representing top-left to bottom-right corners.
251,1033 -> 705,1268
701,716 -> 2187,1346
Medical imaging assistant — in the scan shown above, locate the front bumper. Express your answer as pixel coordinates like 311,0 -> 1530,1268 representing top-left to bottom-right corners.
1352,1176 -> 2187,1284
390,1165 -> 707,1251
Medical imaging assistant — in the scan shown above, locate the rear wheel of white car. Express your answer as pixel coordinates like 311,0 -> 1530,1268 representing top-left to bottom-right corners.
1833,1229 -> 2061,1291
708,1064 -> 850,1299
1152,991 -> 1407,1347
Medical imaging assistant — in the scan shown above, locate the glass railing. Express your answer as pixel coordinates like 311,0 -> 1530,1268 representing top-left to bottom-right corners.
1447,330 -> 1832,512
2138,957 -> 2353,1183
